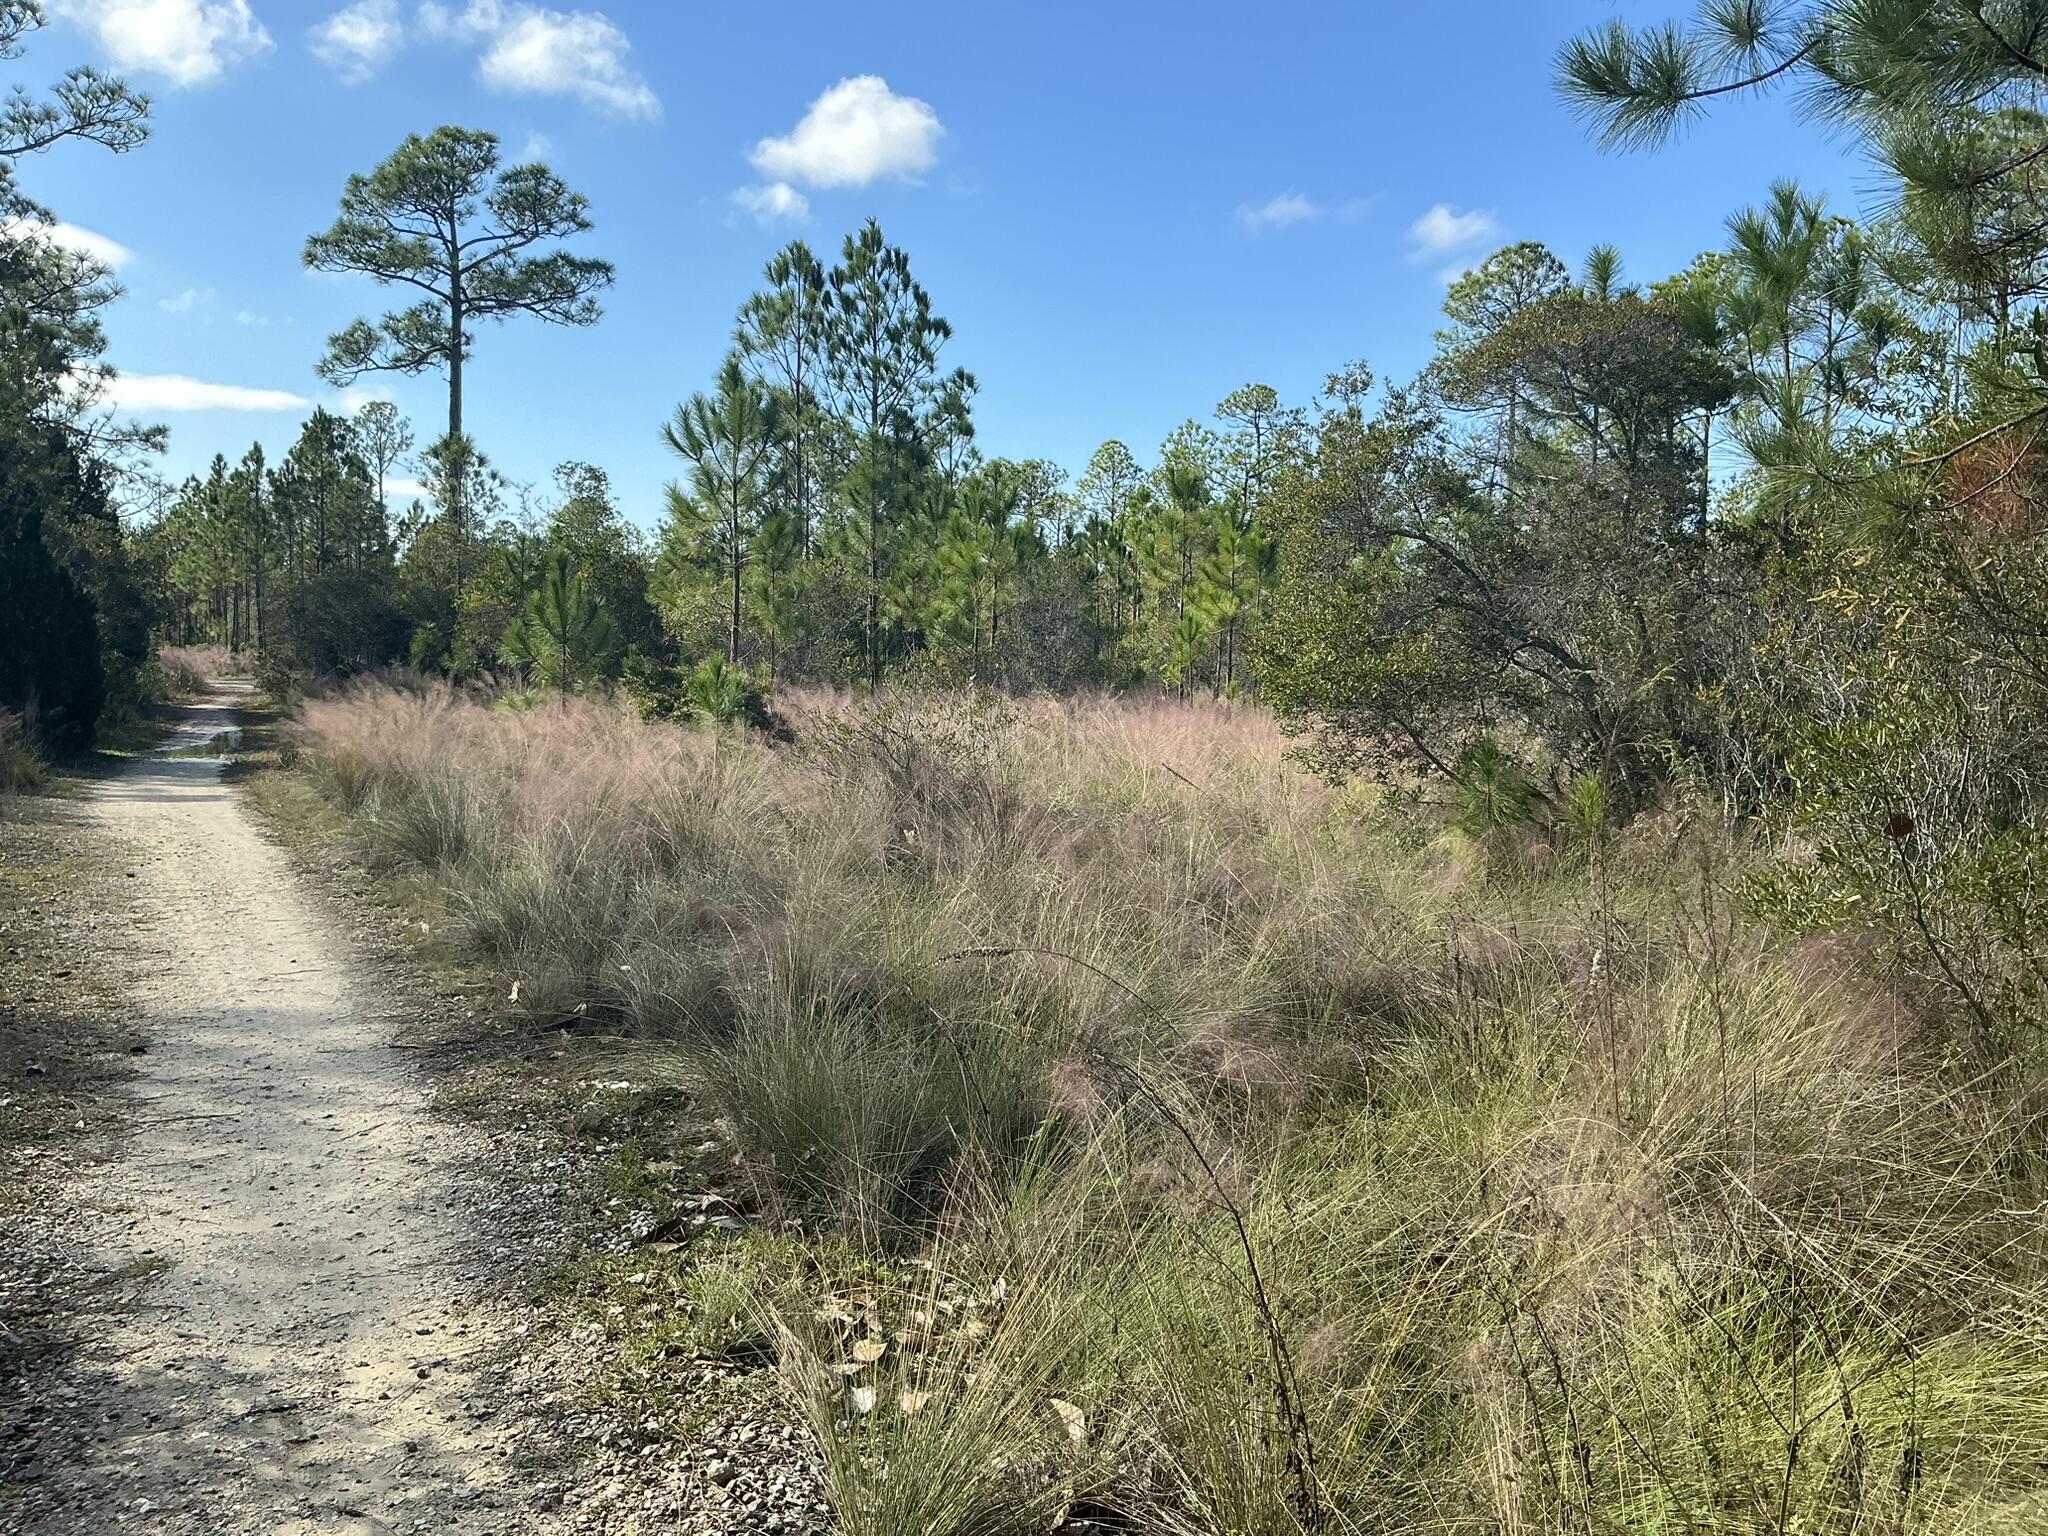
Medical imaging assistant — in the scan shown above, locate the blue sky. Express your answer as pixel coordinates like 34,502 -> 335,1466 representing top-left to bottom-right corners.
20,1 -> 1876,526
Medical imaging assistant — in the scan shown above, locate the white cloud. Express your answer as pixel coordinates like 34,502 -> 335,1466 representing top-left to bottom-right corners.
421,1 -> 658,120
157,286 -> 214,313
104,372 -> 308,412
751,76 -> 941,189
484,12 -> 657,119
381,476 -> 434,503
1408,203 -> 1498,256
732,181 -> 809,226
3,217 -> 133,269
521,130 -> 553,161
334,384 -> 393,412
416,0 -> 495,37
52,0 -> 271,86
1237,192 -> 1321,233
235,308 -> 269,326
309,0 -> 403,82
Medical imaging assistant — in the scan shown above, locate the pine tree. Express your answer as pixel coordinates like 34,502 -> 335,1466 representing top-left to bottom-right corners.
735,241 -> 832,556
1558,3 -> 2048,426
230,446 -> 267,654
661,359 -> 781,665
1193,513 -> 1274,697
746,508 -> 804,682
354,400 -> 414,511
306,127 -> 613,448
503,551 -> 617,698
824,219 -> 975,689
1134,461 -> 1218,697
1434,242 -> 1571,498
1215,384 -> 1302,526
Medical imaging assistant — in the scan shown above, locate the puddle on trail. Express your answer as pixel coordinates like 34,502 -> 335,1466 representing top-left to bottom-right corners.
159,728 -> 243,760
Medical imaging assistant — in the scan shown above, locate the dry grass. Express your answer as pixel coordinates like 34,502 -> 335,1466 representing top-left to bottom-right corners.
285,675 -> 2048,1535
0,709 -> 46,793
156,644 -> 235,693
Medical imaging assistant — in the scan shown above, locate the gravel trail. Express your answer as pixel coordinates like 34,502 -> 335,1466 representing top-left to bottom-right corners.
12,683 -> 545,1535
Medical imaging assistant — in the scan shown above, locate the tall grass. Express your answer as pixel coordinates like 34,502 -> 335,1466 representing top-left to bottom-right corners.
288,676 -> 2048,1534
157,644 -> 234,694
0,709 -> 46,794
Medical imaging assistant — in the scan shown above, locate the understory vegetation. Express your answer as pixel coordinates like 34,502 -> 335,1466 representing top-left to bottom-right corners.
284,679 -> 2048,1535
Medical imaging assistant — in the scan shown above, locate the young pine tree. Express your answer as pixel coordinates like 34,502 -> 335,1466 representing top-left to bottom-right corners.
503,551 -> 618,698
661,358 -> 781,666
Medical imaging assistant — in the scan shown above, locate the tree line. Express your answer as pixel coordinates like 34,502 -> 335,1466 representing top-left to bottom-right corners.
0,1 -> 151,749
109,114 -> 1307,709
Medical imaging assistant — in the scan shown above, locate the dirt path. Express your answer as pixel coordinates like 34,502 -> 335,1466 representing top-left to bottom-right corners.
14,685 -> 548,1535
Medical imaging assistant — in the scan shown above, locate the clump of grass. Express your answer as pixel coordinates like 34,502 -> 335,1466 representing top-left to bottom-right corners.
0,710 -> 46,794
775,1223 -> 1109,1536
286,676 -> 2048,1535
680,1252 -> 779,1364
679,996 -> 1055,1242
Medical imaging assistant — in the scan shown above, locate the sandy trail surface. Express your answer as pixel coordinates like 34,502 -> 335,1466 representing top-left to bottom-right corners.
15,684 -> 543,1535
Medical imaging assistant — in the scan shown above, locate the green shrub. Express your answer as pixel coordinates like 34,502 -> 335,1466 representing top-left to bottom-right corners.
624,654 -> 780,733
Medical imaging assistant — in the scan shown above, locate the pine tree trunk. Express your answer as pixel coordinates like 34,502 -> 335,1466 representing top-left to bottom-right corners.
868,488 -> 882,693
448,287 -> 464,445
730,525 -> 743,666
